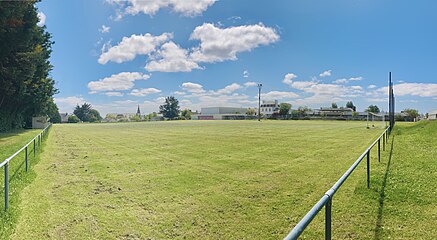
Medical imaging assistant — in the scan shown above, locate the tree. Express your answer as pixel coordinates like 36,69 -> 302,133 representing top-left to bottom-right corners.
403,108 -> 419,120
331,103 -> 338,108
366,105 -> 380,113
246,108 -> 256,116
346,101 -> 356,112
105,114 -> 117,120
88,109 -> 102,122
180,109 -> 192,120
130,115 -> 141,122
0,1 -> 58,131
73,103 -> 101,122
279,103 -> 292,115
68,115 -> 80,123
46,100 -> 61,123
298,106 -> 311,115
159,96 -> 180,119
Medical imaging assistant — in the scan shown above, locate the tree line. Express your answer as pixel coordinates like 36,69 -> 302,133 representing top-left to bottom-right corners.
0,1 -> 58,131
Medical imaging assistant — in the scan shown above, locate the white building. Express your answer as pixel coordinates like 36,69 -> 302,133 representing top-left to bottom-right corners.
259,100 -> 280,118
198,107 -> 247,120
428,110 -> 437,120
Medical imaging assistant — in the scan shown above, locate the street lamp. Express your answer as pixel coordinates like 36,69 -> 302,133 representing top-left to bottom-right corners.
258,83 -> 262,121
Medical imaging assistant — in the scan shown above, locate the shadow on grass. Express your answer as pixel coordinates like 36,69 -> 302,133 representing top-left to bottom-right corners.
374,135 -> 395,240
0,129 -> 28,142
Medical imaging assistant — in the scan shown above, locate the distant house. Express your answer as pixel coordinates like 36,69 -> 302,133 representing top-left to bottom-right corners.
60,113 -> 69,123
428,110 -> 437,120
259,100 -> 280,118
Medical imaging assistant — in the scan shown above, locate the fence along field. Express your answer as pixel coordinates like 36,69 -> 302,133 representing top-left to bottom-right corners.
9,121 -> 390,239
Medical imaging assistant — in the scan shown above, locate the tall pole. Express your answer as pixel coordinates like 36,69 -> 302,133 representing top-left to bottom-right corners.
258,83 -> 262,121
388,72 -> 392,131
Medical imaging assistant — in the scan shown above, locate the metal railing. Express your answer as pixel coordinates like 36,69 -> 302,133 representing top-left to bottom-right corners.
284,127 -> 391,240
0,123 -> 52,211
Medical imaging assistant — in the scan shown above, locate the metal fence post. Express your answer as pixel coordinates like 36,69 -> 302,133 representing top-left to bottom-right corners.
366,151 -> 370,189
378,139 -> 380,162
25,146 -> 29,172
383,132 -> 385,151
325,197 -> 332,240
4,163 -> 9,210
34,138 -> 36,157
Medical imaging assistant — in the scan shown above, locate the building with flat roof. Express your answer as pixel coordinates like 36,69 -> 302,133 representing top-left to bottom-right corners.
198,107 -> 248,120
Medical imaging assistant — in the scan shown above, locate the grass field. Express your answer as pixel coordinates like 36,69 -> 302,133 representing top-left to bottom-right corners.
1,120 -> 435,239
0,129 -> 41,237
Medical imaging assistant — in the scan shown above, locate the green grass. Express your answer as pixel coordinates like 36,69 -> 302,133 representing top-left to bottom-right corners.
7,121 -> 385,239
373,121 -> 437,239
4,120 -> 436,239
0,129 -> 42,238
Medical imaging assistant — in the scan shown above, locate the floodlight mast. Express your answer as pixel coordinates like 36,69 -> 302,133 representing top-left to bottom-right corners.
258,83 -> 262,121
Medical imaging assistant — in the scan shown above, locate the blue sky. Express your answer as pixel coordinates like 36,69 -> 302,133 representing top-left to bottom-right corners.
37,0 -> 437,115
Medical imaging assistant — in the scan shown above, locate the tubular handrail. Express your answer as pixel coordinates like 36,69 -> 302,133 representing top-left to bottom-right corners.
1,123 -> 52,210
0,124 -> 51,168
284,127 -> 390,240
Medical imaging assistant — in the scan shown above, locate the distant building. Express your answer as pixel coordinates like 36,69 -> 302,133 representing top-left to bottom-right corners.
60,113 -> 69,123
136,105 -> 141,117
32,116 -> 49,129
259,100 -> 279,118
428,110 -> 437,120
198,107 -> 248,120
319,107 -> 353,117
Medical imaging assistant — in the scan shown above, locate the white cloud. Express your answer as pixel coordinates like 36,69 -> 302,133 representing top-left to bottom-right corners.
98,33 -> 172,64
145,41 -> 200,72
333,78 -> 348,84
377,83 -> 437,97
181,82 -> 205,93
104,91 -> 124,97
368,85 -> 377,89
215,83 -> 241,94
88,72 -> 150,92
349,77 -> 363,81
262,91 -> 299,100
190,23 -> 279,63
109,0 -> 217,17
351,86 -> 363,91
243,70 -> 249,78
319,70 -> 332,78
174,91 -> 186,95
37,12 -> 46,27
244,82 -> 257,87
289,80 -> 319,90
130,88 -> 162,96
99,25 -> 111,33
282,73 -> 298,86
54,96 -> 86,113
334,76 -> 363,84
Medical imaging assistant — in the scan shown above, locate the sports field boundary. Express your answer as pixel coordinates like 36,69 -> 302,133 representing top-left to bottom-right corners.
284,126 -> 391,240
0,124 -> 52,211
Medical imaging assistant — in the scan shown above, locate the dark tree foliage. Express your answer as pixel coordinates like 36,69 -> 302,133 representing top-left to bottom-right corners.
73,103 -> 102,122
331,102 -> 338,108
346,101 -> 356,111
279,103 -> 292,115
366,105 -> 380,113
46,99 -> 61,123
159,96 -> 180,119
0,0 -> 58,131
68,115 -> 80,123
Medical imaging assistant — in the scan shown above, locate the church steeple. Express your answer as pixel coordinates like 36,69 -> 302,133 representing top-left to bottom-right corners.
136,105 -> 141,116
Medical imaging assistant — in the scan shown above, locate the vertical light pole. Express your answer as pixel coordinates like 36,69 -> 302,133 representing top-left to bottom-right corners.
258,83 -> 262,121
